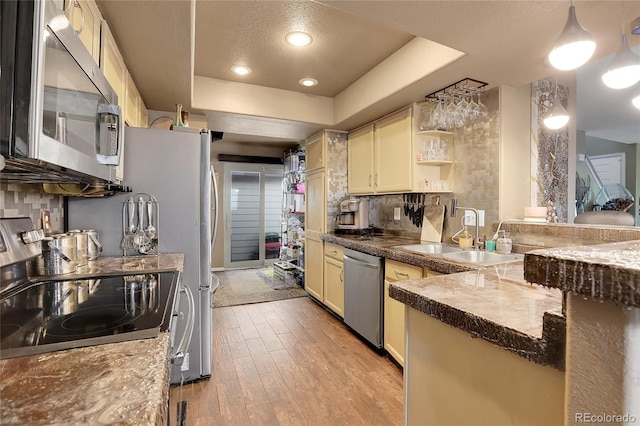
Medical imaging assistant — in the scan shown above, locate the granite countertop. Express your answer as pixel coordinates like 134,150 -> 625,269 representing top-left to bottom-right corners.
1,253 -> 184,425
0,334 -> 171,425
524,240 -> 640,307
31,253 -> 185,282
322,234 -> 477,274
390,265 -> 565,369
323,233 -> 565,369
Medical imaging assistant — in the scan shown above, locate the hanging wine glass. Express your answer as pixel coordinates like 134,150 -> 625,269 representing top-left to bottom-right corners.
476,92 -> 489,120
455,95 -> 468,128
432,99 -> 444,130
444,97 -> 457,130
464,92 -> 478,123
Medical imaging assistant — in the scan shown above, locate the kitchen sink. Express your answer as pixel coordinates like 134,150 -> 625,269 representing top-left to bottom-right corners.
395,243 -> 464,255
440,250 -> 523,266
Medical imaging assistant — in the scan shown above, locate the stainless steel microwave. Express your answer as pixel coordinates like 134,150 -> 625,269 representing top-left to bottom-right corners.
0,0 -> 121,184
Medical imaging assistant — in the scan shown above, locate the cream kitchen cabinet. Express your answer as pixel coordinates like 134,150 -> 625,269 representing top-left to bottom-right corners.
347,105 -> 454,194
305,237 -> 324,301
384,259 -> 424,367
65,0 -> 102,63
323,242 -> 344,317
347,124 -> 374,193
348,108 -> 412,194
303,130 -> 348,304
305,132 -> 325,172
125,72 -> 148,128
375,107 -> 413,193
304,170 -> 325,300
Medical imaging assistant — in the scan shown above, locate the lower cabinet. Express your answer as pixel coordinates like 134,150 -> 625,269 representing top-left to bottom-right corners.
323,243 -> 344,317
305,238 -> 324,301
384,260 -> 440,367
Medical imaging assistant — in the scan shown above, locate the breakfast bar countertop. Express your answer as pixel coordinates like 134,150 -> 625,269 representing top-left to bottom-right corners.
0,253 -> 185,425
524,240 -> 640,308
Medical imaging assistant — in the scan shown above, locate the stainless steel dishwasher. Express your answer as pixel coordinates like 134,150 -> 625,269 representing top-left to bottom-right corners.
343,248 -> 384,348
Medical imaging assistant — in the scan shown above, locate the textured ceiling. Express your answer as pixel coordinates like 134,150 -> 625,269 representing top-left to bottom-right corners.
194,1 -> 413,97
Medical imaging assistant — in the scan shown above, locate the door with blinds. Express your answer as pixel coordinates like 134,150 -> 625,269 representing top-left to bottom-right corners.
223,163 -> 284,269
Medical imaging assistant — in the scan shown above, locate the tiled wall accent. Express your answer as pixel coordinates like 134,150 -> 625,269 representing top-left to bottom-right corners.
325,131 -> 349,233
531,79 -> 569,223
369,87 -> 501,243
0,182 -> 64,231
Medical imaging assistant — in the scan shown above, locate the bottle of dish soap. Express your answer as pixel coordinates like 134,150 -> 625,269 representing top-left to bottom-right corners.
458,226 -> 473,249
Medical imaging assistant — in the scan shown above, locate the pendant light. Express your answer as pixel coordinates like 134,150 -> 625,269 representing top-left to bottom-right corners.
601,33 -> 640,89
543,78 -> 569,130
548,3 -> 596,71
632,93 -> 640,110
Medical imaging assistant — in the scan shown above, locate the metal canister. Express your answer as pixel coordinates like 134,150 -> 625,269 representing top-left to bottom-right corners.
68,230 -> 89,266
68,229 -> 102,262
85,230 -> 102,260
37,234 -> 78,275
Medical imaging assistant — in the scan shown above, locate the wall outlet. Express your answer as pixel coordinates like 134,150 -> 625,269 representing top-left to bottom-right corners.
394,206 -> 401,221
464,210 -> 485,227
181,352 -> 190,371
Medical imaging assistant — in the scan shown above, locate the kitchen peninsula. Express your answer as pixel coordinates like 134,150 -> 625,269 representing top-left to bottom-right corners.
324,221 -> 640,425
0,253 -> 184,425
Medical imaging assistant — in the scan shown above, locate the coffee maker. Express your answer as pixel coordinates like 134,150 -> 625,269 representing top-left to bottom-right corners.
336,198 -> 369,229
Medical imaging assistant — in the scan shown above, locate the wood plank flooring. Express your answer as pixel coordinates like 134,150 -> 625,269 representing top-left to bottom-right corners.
169,297 -> 404,425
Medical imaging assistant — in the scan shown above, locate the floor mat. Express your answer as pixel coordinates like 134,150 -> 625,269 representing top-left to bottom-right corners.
212,267 -> 307,308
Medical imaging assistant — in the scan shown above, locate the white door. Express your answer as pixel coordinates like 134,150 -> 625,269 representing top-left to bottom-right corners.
223,163 -> 284,269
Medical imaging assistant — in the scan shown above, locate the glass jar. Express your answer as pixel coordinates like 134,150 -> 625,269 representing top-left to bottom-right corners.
495,231 -> 512,254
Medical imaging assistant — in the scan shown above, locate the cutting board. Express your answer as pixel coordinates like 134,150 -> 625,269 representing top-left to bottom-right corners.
420,205 -> 445,243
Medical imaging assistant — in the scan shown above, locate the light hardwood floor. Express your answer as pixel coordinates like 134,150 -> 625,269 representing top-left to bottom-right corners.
169,297 -> 404,425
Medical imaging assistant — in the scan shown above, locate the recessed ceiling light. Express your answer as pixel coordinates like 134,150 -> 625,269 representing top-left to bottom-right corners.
299,78 -> 318,87
231,65 -> 252,76
286,32 -> 313,47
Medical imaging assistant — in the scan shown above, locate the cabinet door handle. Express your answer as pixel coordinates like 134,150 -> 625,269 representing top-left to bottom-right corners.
394,271 -> 409,279
330,250 -> 337,255
340,268 -> 344,282
368,174 -> 372,188
374,173 -> 378,187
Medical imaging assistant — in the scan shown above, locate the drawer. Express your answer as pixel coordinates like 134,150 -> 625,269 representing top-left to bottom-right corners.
324,242 -> 344,261
385,259 -> 422,281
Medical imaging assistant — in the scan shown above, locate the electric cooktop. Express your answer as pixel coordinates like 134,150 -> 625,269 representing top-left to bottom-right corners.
0,272 -> 179,359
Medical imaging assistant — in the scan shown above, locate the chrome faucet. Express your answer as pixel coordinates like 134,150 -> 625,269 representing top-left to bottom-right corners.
450,198 -> 480,249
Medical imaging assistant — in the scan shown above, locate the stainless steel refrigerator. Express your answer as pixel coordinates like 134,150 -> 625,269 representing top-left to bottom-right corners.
68,127 -> 218,384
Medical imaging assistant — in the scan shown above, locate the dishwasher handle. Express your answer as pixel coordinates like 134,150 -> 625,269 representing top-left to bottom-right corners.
343,254 -> 380,269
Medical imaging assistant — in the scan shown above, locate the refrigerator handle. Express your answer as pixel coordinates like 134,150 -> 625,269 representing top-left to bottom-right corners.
171,283 -> 195,367
211,166 -> 219,248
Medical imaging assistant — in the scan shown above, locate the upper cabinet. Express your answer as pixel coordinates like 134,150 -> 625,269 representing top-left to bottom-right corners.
375,107 -> 413,193
305,133 -> 325,172
66,0 -> 102,63
347,104 -> 454,195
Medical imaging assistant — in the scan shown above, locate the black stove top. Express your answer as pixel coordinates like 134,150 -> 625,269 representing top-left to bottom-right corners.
0,272 -> 179,359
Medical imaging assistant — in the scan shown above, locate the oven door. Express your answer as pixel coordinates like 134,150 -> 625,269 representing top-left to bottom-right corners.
1,0 -> 121,183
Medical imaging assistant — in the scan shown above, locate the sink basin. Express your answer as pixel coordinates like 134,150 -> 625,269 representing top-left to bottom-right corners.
395,243 -> 463,255
440,250 -> 523,266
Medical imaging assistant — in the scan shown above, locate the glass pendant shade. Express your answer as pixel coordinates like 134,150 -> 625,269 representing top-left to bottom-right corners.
548,5 -> 596,71
543,99 -> 570,129
601,34 -> 640,89
632,94 -> 640,110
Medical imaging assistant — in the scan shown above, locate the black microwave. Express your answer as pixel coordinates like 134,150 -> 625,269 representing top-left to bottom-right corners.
0,0 -> 122,184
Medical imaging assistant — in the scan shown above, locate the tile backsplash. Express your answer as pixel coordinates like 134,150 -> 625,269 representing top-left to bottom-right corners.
0,183 -> 64,232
